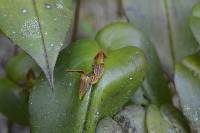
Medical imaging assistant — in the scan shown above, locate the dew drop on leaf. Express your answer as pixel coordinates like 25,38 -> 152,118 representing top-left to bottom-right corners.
21,8 -> 28,14
11,31 -> 17,40
44,3 -> 52,9
55,1 -> 64,9
69,82 -> 72,87
21,17 -> 41,39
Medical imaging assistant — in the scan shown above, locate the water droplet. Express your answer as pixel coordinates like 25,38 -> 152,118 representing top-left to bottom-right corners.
50,44 -> 54,47
96,111 -> 100,116
69,82 -> 72,86
44,32 -> 48,35
11,31 -> 17,40
44,3 -> 52,9
30,102 -> 33,105
129,77 -> 133,80
53,18 -> 57,21
59,42 -> 63,46
21,8 -> 28,14
3,14 -> 7,17
21,17 -> 41,39
56,2 -> 64,9
183,104 -> 200,122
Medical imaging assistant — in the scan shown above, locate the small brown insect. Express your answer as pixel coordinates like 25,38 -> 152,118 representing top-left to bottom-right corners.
91,50 -> 106,84
65,69 -> 92,99
65,50 -> 107,99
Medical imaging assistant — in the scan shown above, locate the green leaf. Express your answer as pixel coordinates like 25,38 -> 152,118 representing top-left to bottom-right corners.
0,78 -> 29,125
174,54 -> 200,131
190,2 -> 200,47
146,105 -> 176,133
0,0 -> 73,87
160,104 -> 190,133
96,22 -> 171,106
98,104 -> 189,133
96,117 -> 123,133
30,40 -> 100,133
5,52 -> 41,83
114,105 -> 147,133
85,46 -> 147,133
30,39 -> 147,133
122,0 -> 199,76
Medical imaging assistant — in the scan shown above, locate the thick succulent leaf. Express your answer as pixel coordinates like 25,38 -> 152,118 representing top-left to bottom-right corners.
30,40 -> 100,133
146,105 -> 177,133
174,54 -> 200,131
160,104 -> 190,133
96,117 -> 123,133
0,0 -> 73,87
30,39 -> 147,133
114,105 -> 147,133
122,0 -> 199,76
0,78 -> 29,125
96,22 -> 171,106
5,52 -> 41,83
85,46 -> 147,133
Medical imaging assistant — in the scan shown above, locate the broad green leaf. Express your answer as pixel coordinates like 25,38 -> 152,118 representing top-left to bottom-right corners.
146,105 -> 177,133
98,104 -> 189,133
122,0 -> 199,76
0,0 -> 73,87
96,117 -> 123,133
30,39 -> 147,133
114,105 -> 147,133
160,104 -> 190,133
0,78 -> 29,125
175,54 -> 200,131
85,47 -> 147,133
96,22 -> 171,106
5,52 -> 41,83
30,40 -> 100,133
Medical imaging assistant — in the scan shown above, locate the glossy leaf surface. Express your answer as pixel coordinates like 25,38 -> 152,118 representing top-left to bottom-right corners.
96,22 -> 171,106
146,105 -> 176,133
30,39 -> 147,133
85,46 -> 147,133
175,54 -> 200,130
160,104 -> 190,133
97,104 -> 190,133
122,0 -> 199,76
0,0 -> 73,87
